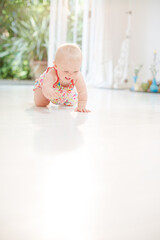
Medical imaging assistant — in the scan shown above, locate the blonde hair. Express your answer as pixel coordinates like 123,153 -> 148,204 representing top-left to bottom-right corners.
55,43 -> 82,63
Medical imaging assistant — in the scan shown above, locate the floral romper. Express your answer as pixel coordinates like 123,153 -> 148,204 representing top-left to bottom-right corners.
33,66 -> 78,106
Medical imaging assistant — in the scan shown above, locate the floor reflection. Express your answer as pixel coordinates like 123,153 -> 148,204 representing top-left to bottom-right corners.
26,105 -> 88,155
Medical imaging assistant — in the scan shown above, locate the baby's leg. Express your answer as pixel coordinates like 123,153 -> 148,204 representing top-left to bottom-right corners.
34,88 -> 50,107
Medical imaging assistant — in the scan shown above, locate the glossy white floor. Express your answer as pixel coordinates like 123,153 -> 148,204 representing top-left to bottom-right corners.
0,85 -> 160,240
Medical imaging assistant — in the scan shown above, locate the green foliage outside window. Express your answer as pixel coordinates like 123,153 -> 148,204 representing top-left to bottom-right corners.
0,0 -> 84,80
0,0 -> 50,80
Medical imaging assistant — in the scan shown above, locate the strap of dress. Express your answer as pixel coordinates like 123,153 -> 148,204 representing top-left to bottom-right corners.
46,66 -> 53,74
69,79 -> 74,89
45,66 -> 59,88
46,66 -> 75,89
52,66 -> 59,87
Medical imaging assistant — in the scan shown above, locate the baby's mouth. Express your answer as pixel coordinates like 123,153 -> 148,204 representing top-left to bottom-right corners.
65,77 -> 71,80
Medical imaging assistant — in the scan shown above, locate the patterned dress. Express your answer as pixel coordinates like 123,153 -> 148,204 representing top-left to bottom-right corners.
33,66 -> 78,106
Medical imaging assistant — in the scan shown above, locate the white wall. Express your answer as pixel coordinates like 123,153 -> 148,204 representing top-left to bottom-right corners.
130,0 -> 160,83
108,0 -> 160,84
109,0 -> 129,67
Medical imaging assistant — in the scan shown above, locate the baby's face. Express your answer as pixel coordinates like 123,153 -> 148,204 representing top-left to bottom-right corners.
55,58 -> 81,83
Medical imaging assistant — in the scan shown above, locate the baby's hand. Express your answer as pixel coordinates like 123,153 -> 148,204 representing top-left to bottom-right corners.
74,107 -> 91,113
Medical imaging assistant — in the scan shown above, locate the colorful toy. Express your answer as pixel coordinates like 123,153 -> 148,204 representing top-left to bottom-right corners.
150,51 -> 159,93
134,64 -> 143,82
131,64 -> 143,91
141,82 -> 149,92
150,78 -> 158,92
131,51 -> 160,93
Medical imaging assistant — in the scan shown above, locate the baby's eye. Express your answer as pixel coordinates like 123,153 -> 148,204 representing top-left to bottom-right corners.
74,71 -> 79,73
64,71 -> 69,73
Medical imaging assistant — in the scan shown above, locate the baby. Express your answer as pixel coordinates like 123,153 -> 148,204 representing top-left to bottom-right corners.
33,43 -> 90,113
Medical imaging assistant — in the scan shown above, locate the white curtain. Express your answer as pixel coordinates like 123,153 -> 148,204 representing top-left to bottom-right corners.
48,0 -> 68,67
82,0 -> 131,88
48,0 -> 131,87
82,0 -> 160,87
48,0 -> 160,87
82,0 -> 113,87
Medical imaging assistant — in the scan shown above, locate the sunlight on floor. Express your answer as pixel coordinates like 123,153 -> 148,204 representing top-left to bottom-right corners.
0,85 -> 160,240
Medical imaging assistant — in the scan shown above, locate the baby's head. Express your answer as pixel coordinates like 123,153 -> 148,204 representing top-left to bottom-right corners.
55,43 -> 82,64
54,43 -> 82,82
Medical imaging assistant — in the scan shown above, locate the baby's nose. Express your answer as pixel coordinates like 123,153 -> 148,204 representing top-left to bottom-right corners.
68,72 -> 73,76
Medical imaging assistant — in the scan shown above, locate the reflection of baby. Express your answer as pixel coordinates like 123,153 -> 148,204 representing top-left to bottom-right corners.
28,107 -> 87,155
33,43 -> 90,113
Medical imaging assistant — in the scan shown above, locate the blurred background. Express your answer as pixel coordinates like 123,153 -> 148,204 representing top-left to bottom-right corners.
1,2 -> 160,240
0,0 -> 160,88
0,0 -> 49,80
0,0 -> 84,81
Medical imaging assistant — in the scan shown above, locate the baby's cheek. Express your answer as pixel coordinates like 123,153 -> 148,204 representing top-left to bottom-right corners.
59,73 -> 64,79
75,72 -> 80,78
62,73 -> 66,79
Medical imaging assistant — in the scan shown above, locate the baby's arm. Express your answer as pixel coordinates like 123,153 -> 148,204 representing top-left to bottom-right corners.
74,72 -> 90,112
42,69 -> 61,100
